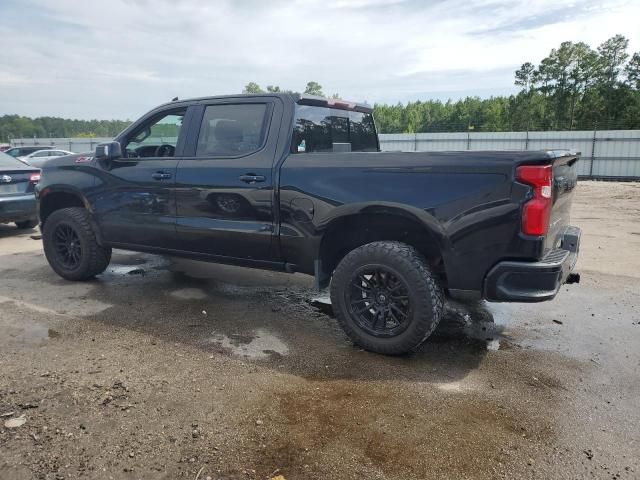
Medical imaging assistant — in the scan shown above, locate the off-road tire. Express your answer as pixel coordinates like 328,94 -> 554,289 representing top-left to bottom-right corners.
15,219 -> 38,229
330,241 -> 444,355
43,207 -> 111,281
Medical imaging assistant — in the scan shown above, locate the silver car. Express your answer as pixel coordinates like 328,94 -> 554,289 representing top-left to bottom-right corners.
19,149 -> 74,168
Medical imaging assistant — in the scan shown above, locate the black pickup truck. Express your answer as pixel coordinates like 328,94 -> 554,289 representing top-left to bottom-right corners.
36,93 -> 581,354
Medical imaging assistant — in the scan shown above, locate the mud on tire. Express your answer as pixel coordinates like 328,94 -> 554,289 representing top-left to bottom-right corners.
42,207 -> 112,281
330,241 -> 444,355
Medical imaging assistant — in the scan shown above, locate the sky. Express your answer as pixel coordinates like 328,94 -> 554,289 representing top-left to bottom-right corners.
1,0 -> 639,120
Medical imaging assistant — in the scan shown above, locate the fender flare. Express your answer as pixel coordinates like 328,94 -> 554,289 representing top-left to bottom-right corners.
38,186 -> 105,246
315,202 -> 453,287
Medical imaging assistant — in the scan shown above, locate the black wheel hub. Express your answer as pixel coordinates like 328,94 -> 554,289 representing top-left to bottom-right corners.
347,266 -> 412,338
53,224 -> 82,270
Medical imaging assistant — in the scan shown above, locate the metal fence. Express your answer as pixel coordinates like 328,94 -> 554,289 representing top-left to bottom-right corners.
10,137 -> 180,154
379,130 -> 640,179
11,137 -> 112,154
12,129 -> 640,179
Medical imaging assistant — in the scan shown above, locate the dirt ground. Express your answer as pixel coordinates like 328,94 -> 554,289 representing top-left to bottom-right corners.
0,181 -> 639,480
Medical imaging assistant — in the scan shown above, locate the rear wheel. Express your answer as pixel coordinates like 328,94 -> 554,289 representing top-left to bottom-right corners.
42,207 -> 111,281
330,241 -> 444,355
15,219 -> 38,229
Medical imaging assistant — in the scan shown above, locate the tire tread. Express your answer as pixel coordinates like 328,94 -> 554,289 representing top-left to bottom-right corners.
43,207 -> 111,281
330,241 -> 444,355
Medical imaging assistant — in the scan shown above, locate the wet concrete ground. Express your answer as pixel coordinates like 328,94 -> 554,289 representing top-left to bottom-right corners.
1,181 -> 639,479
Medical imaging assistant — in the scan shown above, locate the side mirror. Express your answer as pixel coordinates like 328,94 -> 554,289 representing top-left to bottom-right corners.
95,141 -> 122,161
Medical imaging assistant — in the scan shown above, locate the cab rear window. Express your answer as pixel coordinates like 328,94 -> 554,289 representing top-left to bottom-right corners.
291,105 -> 378,154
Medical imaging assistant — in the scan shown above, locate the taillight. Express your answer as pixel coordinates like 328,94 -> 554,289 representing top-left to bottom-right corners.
29,173 -> 41,183
516,164 -> 553,236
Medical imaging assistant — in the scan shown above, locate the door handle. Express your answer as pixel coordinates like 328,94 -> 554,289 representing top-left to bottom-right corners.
239,174 -> 266,184
151,172 -> 172,180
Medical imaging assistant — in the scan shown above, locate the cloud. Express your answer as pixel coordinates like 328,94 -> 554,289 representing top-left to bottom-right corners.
0,72 -> 36,86
0,0 -> 638,118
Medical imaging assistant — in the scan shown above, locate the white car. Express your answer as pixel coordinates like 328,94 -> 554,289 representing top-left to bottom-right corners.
19,149 -> 74,168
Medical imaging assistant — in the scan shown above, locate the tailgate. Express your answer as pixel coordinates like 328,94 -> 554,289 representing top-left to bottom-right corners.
545,152 -> 579,251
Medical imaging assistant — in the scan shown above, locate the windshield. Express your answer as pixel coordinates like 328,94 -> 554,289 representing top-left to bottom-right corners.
291,105 -> 378,154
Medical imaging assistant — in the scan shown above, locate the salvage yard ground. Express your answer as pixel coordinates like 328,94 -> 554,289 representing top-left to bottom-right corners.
1,181 -> 639,479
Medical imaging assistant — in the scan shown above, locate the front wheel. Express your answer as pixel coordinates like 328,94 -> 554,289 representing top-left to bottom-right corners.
42,207 -> 112,281
330,241 -> 444,355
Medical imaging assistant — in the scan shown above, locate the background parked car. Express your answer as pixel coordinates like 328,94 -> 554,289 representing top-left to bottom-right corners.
20,149 -> 74,168
0,151 -> 40,229
4,146 -> 54,160
0,144 -> 11,152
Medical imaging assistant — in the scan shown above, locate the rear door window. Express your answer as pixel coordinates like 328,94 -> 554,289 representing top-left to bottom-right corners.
195,104 -> 268,157
291,105 -> 378,154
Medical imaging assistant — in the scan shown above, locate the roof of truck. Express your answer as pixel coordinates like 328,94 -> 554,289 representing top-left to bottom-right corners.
157,93 -> 373,113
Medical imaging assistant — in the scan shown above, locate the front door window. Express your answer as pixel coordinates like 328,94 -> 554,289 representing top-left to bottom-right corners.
124,110 -> 186,158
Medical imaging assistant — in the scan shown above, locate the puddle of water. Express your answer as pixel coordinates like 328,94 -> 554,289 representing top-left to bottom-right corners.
310,294 -> 333,316
105,252 -> 169,277
107,264 -> 142,275
209,328 -> 289,359
435,300 -> 511,351
303,295 -> 510,351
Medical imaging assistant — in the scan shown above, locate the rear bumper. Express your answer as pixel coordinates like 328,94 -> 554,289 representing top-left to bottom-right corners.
484,226 -> 581,302
0,194 -> 37,223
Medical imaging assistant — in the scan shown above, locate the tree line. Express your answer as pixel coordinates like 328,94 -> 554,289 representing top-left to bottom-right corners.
373,35 -> 639,133
0,116 -> 130,143
1,34 -> 638,142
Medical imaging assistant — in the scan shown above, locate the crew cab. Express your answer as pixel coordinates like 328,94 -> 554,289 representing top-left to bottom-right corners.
36,93 -> 581,354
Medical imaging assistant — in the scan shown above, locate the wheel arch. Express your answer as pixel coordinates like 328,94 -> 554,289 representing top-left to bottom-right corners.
38,187 -> 105,245
39,187 -> 89,225
316,204 -> 451,289
41,204 -> 112,281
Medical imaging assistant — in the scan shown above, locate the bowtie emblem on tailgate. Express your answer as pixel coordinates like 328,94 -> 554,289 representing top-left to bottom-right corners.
1,175 -> 12,183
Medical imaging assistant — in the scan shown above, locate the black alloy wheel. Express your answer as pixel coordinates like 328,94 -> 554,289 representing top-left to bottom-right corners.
348,265 -> 412,338
42,207 -> 112,281
330,241 -> 444,355
52,223 -> 83,270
